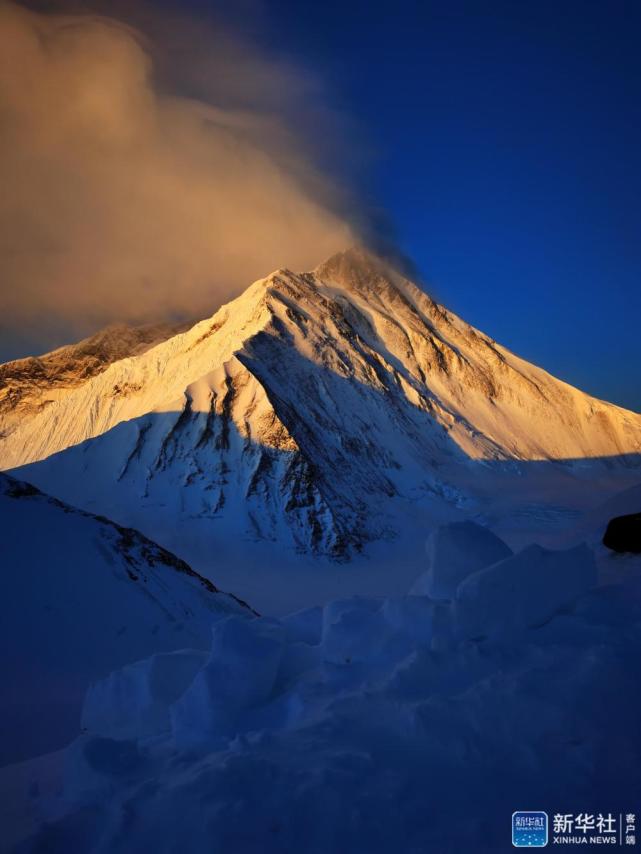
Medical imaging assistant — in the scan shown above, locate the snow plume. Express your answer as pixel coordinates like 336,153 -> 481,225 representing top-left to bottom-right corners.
0,1 -> 354,357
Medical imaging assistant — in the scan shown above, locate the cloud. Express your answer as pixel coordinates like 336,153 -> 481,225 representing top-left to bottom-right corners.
0,1 -> 354,357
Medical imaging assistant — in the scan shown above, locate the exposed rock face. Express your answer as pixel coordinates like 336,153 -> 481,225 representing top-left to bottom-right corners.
0,321 -> 188,434
2,248 -> 641,559
603,512 -> 641,553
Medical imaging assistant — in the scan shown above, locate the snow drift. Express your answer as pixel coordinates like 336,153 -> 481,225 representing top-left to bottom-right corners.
0,473 -> 251,767
10,525 -> 641,853
410,519 -> 513,598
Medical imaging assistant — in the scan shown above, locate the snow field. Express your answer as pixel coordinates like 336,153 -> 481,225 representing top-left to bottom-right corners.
17,521 -> 640,853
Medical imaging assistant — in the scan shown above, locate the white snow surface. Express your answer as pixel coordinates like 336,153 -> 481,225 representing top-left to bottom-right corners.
2,251 -> 641,852
0,321 -> 186,433
0,473 -> 250,767
454,543 -> 597,640
410,519 -> 513,598
1,249 -> 640,613
9,527 -> 641,854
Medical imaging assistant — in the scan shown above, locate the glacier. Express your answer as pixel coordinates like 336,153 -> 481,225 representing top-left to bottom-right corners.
5,523 -> 641,853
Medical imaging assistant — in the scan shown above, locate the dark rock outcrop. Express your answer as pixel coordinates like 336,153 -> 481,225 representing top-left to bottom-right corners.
603,512 -> 641,554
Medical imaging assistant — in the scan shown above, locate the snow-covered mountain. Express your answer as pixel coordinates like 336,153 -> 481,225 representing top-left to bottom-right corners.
3,250 -> 641,850
0,321 -> 187,436
2,248 -> 640,575
0,473 -> 251,766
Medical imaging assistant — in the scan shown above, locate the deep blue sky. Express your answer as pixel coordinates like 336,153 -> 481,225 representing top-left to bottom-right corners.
215,0 -> 640,411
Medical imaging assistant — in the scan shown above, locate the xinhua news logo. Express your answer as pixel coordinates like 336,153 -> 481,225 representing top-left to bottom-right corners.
512,811 -> 638,847
512,812 -> 548,848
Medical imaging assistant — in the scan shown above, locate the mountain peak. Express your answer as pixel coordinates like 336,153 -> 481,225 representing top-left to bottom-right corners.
3,249 -> 641,572
314,246 -> 408,290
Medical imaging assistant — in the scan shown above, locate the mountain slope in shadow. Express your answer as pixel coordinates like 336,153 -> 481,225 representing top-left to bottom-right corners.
0,473 -> 252,765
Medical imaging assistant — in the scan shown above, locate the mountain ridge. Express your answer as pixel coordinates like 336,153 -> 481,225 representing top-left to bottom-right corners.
0,471 -> 253,764
0,320 -> 190,437
2,248 -> 641,566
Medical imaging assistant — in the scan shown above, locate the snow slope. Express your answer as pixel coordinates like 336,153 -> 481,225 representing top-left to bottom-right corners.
2,248 -> 641,593
11,528 -> 641,854
0,321 -> 187,437
0,473 -> 251,767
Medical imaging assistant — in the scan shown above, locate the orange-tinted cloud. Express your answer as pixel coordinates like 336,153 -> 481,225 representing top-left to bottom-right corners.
0,1 -> 353,356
